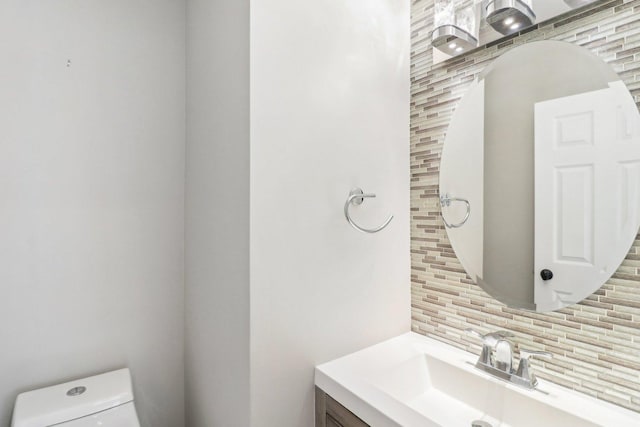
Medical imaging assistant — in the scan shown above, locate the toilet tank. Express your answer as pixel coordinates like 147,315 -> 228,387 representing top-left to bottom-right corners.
11,369 -> 139,427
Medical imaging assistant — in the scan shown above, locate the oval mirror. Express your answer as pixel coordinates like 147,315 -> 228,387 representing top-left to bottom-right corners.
440,40 -> 640,312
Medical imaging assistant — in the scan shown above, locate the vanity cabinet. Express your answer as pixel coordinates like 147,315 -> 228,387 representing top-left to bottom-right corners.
315,387 -> 369,427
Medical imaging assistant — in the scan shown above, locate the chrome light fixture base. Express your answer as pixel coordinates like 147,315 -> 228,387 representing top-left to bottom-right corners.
432,24 -> 479,56
486,0 -> 536,35
564,0 -> 595,8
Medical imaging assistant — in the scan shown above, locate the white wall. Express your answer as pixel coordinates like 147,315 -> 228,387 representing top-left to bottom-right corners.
0,2 -> 185,426
250,0 -> 410,425
185,0 -> 250,426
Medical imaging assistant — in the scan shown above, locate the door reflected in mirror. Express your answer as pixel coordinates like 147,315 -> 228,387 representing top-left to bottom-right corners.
440,41 -> 640,312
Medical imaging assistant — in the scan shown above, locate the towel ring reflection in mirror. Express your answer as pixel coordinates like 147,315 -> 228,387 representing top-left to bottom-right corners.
344,188 -> 394,234
440,193 -> 470,228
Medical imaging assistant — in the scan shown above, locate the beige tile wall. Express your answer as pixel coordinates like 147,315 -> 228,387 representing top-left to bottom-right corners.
410,0 -> 640,412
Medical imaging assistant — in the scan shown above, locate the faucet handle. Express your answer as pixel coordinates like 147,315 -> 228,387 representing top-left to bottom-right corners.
515,348 -> 553,388
465,328 -> 514,346
519,349 -> 553,361
488,330 -> 515,340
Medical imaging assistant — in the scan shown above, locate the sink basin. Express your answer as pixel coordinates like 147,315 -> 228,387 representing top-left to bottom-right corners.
371,353 -> 599,427
315,333 -> 638,427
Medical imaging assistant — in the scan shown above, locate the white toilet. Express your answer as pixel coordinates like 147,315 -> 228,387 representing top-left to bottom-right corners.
11,369 -> 141,427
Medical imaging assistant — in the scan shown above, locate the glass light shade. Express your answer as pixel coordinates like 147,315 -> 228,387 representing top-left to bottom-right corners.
455,1 -> 477,35
434,0 -> 455,28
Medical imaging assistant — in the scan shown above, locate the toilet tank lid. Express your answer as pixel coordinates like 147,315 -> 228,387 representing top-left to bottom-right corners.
12,369 -> 134,427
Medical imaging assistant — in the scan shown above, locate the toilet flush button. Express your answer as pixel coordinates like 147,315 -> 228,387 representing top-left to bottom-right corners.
66,386 -> 87,397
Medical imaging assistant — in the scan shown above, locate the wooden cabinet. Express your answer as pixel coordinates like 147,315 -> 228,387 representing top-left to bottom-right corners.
315,387 -> 370,427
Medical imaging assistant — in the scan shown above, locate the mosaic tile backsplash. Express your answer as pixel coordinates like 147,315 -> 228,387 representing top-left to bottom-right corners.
410,0 -> 640,412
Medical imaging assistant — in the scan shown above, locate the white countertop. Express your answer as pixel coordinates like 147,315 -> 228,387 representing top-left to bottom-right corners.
315,332 -> 639,427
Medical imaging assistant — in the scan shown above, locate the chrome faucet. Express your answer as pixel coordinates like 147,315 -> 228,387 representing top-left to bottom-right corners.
514,348 -> 554,388
465,328 -> 553,390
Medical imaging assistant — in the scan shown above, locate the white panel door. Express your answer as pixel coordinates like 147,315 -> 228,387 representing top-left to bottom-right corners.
534,82 -> 640,311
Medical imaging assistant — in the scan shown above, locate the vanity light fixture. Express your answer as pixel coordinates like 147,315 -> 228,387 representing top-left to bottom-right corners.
430,0 -> 601,63
485,0 -> 536,35
432,0 -> 479,56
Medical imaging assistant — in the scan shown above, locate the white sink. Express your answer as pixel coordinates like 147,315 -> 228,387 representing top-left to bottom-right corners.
315,333 -> 639,427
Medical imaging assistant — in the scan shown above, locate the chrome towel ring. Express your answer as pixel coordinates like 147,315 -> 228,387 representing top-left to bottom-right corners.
344,188 -> 393,234
440,193 -> 470,228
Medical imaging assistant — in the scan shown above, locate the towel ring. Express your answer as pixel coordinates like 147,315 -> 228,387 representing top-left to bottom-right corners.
440,193 -> 470,228
344,188 -> 393,234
